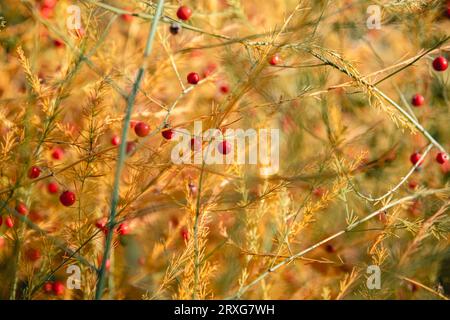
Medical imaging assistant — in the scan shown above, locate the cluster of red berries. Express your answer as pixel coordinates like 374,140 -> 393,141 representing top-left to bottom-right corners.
408,56 -> 448,167
410,151 -> 449,166
27,165 -> 76,207
95,218 -> 130,237
411,56 -> 449,107
44,280 -> 65,296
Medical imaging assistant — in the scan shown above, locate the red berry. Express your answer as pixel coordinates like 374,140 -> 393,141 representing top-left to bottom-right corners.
111,135 -> 121,146
410,152 -> 424,166
411,94 -> 424,107
60,191 -> 76,207
51,147 -> 64,160
269,54 -> 281,66
126,141 -> 136,155
16,202 -> 28,215
47,182 -> 59,194
53,39 -> 64,48
5,216 -> 14,228
190,138 -> 202,151
134,121 -> 150,137
42,0 -> 57,8
408,180 -> 418,190
176,6 -> 192,21
313,187 -> 325,198
181,227 -> 189,241
203,63 -> 217,78
40,6 -> 53,19
219,83 -> 230,94
117,222 -> 130,235
28,166 -> 41,179
218,140 -> 232,155
121,8 -> 133,22
25,248 -> 41,261
436,152 -> 449,164
162,126 -> 174,140
187,72 -> 200,85
43,282 -> 53,293
52,281 -> 65,296
432,56 -> 448,71
122,14 -> 133,22
29,210 -> 43,222
325,244 -> 336,253
95,217 -> 107,230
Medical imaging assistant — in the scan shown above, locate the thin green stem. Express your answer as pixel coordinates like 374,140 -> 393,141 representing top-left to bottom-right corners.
94,0 -> 165,300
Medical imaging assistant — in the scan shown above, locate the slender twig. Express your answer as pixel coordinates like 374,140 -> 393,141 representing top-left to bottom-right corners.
94,0 -> 165,300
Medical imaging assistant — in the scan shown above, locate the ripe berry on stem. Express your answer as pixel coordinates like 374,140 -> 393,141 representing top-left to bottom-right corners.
187,72 -> 200,85
436,152 -> 449,164
16,202 -> 28,215
117,222 -> 130,235
269,54 -> 281,66
432,56 -> 448,71
121,8 -> 133,22
28,166 -> 41,179
219,83 -> 230,94
95,217 -> 108,230
47,181 -> 59,194
53,39 -> 64,48
52,281 -> 65,296
51,147 -> 64,160
134,121 -> 150,137
60,190 -> 76,207
44,282 -> 53,293
218,140 -> 232,155
42,0 -> 57,8
408,180 -> 418,190
176,6 -> 192,21
40,6 -> 54,19
411,94 -> 424,107
25,248 -> 41,261
111,135 -> 120,146
410,152 -> 424,166
162,125 -> 175,140
126,141 -> 137,155
5,216 -> 14,228
181,227 -> 189,241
